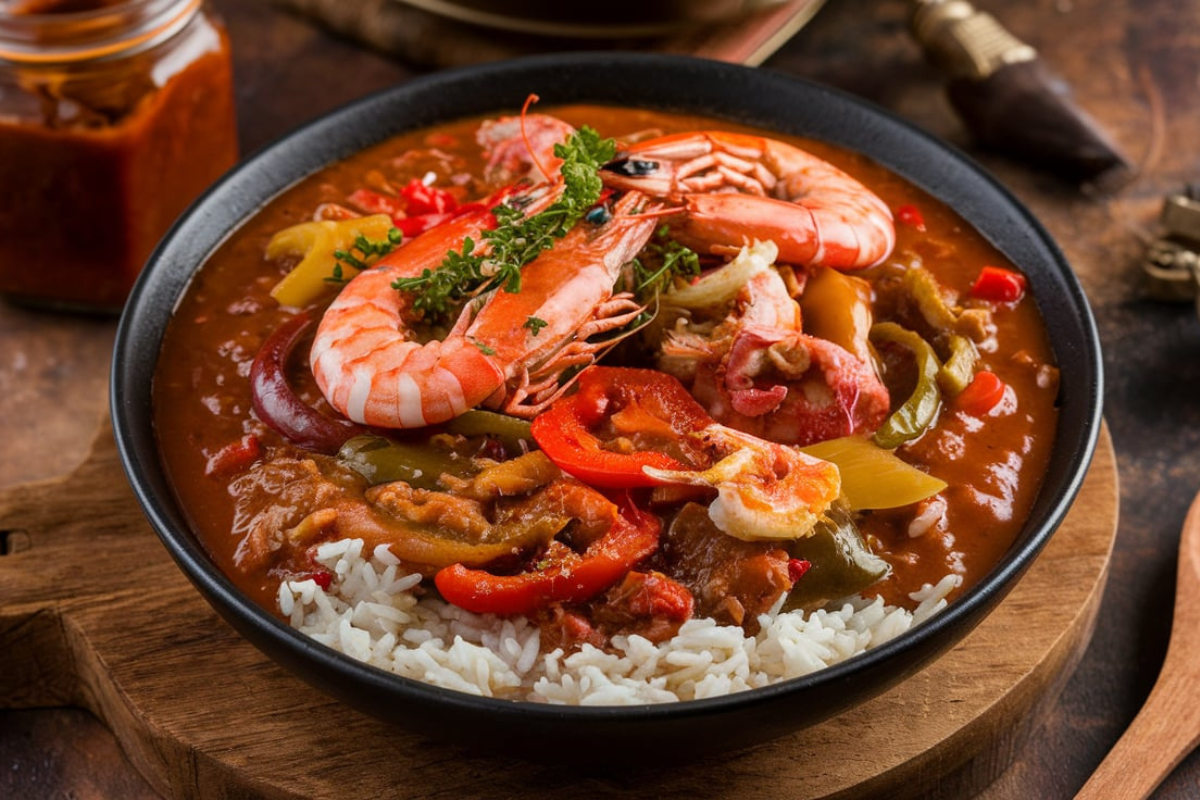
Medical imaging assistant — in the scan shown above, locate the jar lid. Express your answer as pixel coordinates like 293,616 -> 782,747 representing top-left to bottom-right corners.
0,0 -> 200,64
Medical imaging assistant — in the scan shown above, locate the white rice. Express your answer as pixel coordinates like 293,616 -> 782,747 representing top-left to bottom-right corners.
280,538 -> 961,705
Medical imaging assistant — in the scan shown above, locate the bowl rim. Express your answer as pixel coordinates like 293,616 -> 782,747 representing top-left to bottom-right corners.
111,51 -> 1103,724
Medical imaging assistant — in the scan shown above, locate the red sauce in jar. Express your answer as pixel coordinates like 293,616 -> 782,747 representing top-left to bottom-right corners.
0,0 -> 237,310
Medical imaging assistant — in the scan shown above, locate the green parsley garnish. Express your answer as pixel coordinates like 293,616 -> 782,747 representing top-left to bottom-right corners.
325,227 -> 403,285
632,225 -> 701,297
392,126 -> 617,323
472,340 -> 497,355
523,316 -> 549,336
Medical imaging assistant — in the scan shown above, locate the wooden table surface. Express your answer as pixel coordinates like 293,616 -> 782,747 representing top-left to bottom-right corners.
2,0 -> 1198,797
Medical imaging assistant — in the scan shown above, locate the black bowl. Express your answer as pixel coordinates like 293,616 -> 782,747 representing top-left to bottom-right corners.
111,53 -> 1102,762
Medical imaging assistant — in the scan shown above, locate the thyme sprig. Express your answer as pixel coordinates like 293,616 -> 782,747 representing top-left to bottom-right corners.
392,126 -> 617,324
325,227 -> 403,285
631,225 -> 702,298
621,226 -> 702,332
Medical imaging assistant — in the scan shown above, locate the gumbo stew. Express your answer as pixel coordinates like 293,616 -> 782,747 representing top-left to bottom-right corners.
152,104 -> 1059,701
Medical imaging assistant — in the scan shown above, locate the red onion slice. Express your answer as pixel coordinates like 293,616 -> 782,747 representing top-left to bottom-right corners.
250,311 -> 364,454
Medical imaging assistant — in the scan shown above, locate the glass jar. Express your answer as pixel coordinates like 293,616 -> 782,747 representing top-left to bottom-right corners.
0,0 -> 237,311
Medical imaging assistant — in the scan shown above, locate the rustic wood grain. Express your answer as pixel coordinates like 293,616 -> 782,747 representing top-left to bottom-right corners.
0,303 -> 115,491
0,420 -> 1116,799
0,708 -> 160,800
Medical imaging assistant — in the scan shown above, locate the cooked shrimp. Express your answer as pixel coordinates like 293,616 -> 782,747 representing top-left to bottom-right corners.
310,204 -> 512,428
465,190 -> 661,417
658,240 -> 889,445
310,190 -> 661,428
644,423 -> 841,541
602,131 -> 895,269
691,324 -> 891,446
477,113 -> 576,185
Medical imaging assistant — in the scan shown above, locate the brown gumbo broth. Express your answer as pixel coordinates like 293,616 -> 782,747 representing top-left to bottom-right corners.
153,104 -> 1059,646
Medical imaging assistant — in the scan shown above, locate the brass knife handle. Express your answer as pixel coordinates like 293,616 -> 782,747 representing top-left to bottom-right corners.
911,0 -> 1036,80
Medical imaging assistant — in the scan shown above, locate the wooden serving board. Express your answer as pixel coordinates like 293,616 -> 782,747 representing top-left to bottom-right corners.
0,420 -> 1117,800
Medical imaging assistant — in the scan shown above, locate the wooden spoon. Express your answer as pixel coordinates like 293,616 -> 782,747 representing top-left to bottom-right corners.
1075,487 -> 1200,799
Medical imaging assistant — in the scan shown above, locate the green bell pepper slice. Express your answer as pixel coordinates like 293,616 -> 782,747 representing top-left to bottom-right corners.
870,321 -> 943,449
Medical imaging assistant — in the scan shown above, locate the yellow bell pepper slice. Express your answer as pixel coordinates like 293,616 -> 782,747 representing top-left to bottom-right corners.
801,435 -> 946,510
268,214 -> 397,308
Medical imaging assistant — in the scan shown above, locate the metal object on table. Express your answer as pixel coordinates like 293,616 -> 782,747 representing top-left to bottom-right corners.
1143,187 -> 1200,320
909,0 -> 1133,188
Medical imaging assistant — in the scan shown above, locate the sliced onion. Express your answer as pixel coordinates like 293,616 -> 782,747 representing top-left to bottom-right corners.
660,239 -> 778,310
250,311 -> 364,454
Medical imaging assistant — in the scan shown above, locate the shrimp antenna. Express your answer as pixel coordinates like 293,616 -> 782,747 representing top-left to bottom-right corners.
520,93 -> 552,182
633,206 -> 684,220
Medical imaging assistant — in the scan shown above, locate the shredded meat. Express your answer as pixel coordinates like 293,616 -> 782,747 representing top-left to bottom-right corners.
590,571 -> 694,641
367,482 -> 492,539
229,453 -> 364,571
539,607 -> 608,653
438,450 -> 562,501
227,447 -> 614,583
654,503 -> 793,632
540,571 -> 694,651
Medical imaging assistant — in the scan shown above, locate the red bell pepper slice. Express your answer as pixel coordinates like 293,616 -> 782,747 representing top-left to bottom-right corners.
392,212 -> 457,237
349,181 -> 479,238
956,370 -> 1007,416
970,265 -> 1027,303
895,204 -> 927,232
433,494 -> 662,616
204,434 -> 262,477
530,367 -> 713,489
392,202 -> 487,238
398,178 -> 458,215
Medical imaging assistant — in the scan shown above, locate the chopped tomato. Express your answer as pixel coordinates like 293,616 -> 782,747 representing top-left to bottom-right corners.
434,493 -> 662,616
530,367 -> 712,488
970,265 -> 1027,303
604,571 -> 694,621
296,570 -> 333,590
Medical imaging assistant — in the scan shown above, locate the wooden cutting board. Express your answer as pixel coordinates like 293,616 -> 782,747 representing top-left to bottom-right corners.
0,420 -> 1117,799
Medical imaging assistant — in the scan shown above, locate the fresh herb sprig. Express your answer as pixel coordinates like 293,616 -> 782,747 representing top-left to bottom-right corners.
523,316 -> 549,336
325,228 -> 403,285
631,225 -> 701,298
392,126 -> 617,323
618,226 -> 702,333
